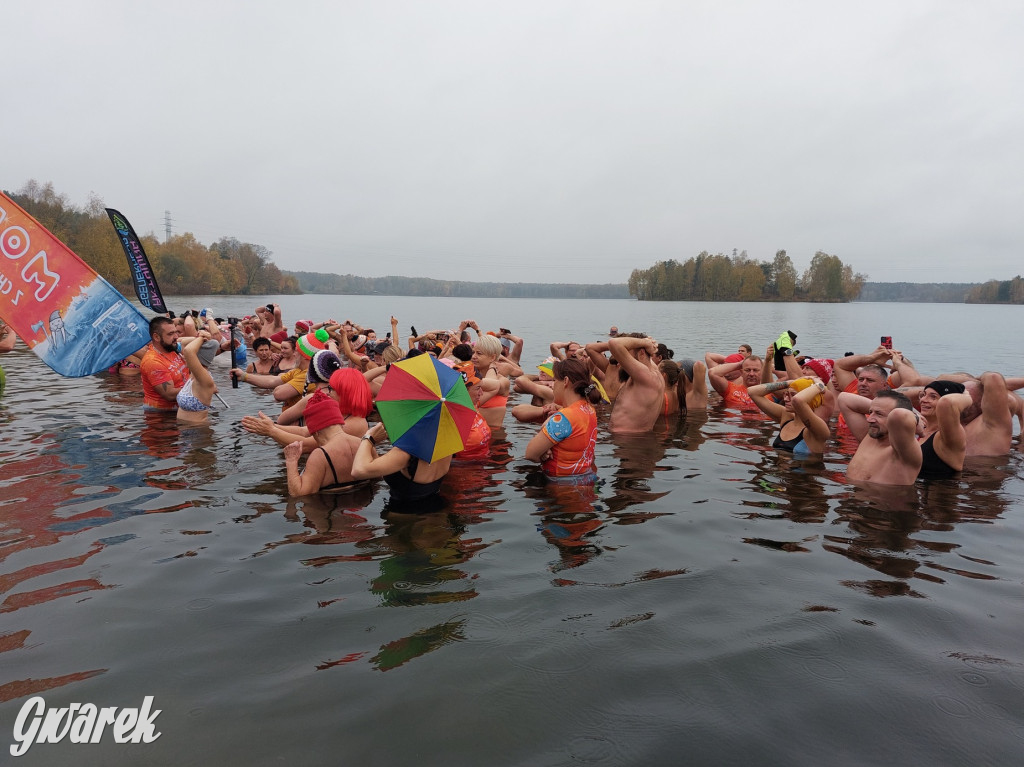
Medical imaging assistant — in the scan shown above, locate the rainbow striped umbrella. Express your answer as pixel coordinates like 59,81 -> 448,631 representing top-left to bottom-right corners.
375,354 -> 477,463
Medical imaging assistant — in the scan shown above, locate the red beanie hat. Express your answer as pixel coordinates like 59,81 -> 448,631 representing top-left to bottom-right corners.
303,389 -> 345,434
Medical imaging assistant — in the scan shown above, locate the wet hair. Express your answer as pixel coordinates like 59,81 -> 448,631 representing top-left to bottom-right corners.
659,360 -> 680,386
149,316 -> 173,338
875,389 -> 913,410
452,343 -> 473,362
282,335 -> 299,350
328,368 -> 373,418
620,331 -> 648,339
474,335 -> 503,357
857,364 -> 888,383
553,358 -> 602,404
656,343 -> 674,360
739,344 -> 752,354
252,337 -> 271,351
406,348 -> 425,359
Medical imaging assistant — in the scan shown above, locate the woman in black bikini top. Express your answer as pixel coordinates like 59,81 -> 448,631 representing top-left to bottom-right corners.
283,390 -> 366,496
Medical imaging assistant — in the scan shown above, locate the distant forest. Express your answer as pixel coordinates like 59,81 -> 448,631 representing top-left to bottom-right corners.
857,282 -> 978,302
628,250 -> 865,302
5,181 -> 300,296
859,280 -> 1024,303
288,271 -> 630,299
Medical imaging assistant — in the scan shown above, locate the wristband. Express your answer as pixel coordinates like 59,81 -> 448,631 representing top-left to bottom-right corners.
361,434 -> 375,445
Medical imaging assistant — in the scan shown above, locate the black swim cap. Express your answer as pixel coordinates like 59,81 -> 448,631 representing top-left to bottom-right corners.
924,380 -> 966,397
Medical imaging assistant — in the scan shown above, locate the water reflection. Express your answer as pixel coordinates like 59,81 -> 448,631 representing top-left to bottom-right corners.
826,463 -> 1017,596
603,431 -> 672,523
518,470 -> 607,572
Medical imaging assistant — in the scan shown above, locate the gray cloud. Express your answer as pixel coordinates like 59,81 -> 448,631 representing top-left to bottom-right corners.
5,1 -> 1023,284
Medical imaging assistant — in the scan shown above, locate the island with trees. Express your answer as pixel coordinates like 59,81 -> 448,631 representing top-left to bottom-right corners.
627,250 -> 865,302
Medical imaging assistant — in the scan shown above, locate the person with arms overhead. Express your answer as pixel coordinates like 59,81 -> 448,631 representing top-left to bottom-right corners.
844,390 -> 922,485
141,316 -> 190,412
608,333 -> 665,433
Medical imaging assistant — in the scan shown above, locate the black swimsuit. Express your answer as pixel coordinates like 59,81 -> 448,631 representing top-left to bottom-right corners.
384,455 -> 445,501
918,433 -> 958,479
772,427 -> 805,452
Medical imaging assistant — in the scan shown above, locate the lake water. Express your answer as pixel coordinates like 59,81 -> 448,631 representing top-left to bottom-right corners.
2,296 -> 1023,766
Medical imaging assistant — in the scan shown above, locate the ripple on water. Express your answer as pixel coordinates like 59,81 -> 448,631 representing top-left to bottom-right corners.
931,693 -> 973,719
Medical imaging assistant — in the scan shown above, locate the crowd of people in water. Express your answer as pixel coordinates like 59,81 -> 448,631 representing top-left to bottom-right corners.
3,305 -> 1022,508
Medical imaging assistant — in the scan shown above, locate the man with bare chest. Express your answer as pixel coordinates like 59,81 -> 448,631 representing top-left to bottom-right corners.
608,334 -> 665,433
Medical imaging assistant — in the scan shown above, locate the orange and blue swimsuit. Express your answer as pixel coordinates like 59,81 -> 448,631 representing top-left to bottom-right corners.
540,400 -> 597,477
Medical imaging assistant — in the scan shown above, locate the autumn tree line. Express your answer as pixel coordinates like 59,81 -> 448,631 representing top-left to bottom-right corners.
628,250 -> 866,302
964,278 -> 1024,304
6,181 -> 300,296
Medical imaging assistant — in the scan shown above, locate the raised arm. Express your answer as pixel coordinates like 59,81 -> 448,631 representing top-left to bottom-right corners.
887,408 -> 923,468
887,350 -> 921,387
790,378 -> 831,449
182,333 -> 216,400
609,336 -> 659,388
837,392 -> 872,442
585,342 -> 611,372
745,380 -> 789,421
761,345 -> 775,384
501,331 -> 524,364
707,358 -> 741,396
933,392 -> 972,471
834,346 -> 889,390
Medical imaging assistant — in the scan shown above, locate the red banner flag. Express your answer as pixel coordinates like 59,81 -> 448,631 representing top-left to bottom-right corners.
0,191 -> 151,377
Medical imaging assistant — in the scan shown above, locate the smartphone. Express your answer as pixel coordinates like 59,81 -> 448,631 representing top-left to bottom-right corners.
411,326 -> 417,337
386,332 -> 392,339
266,304 -> 275,312
881,336 -> 893,350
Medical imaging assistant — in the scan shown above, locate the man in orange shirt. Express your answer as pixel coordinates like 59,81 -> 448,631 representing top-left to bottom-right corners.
140,317 -> 190,412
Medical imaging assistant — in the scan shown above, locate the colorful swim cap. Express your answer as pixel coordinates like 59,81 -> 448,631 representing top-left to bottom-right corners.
308,349 -> 342,384
297,329 -> 330,359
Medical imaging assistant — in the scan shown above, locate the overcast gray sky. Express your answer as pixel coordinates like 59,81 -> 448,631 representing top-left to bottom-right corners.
5,1 -> 1023,285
